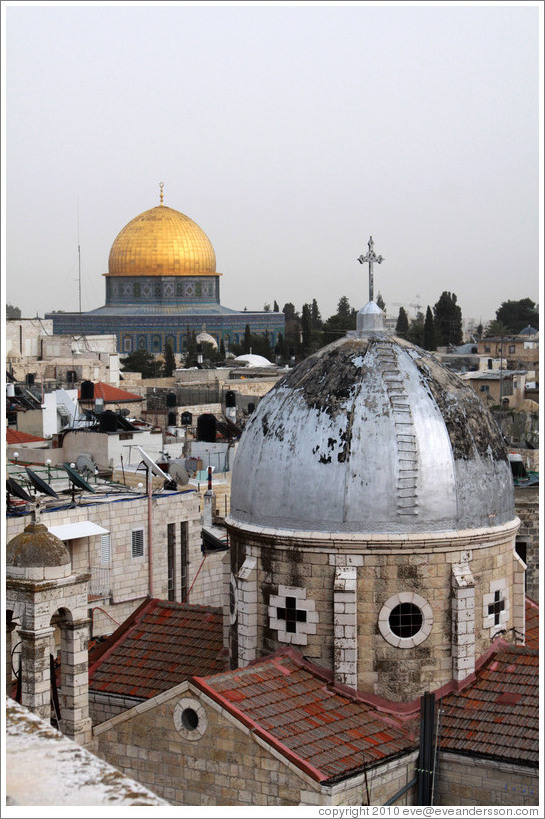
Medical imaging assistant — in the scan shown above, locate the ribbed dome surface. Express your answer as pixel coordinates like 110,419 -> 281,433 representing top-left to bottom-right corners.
229,332 -> 515,536
108,205 -> 216,277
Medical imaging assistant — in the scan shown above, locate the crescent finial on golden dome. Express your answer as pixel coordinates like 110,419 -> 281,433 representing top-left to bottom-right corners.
159,181 -> 164,205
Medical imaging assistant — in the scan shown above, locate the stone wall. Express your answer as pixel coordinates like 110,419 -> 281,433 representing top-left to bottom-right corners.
89,691 -> 144,726
188,550 -> 228,608
434,752 -> 538,806
94,683 -> 321,806
326,752 -> 418,806
514,487 -> 539,602
228,520 -> 521,699
6,490 -> 203,638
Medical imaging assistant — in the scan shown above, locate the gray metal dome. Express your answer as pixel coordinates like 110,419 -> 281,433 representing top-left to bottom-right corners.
229,328 -> 515,536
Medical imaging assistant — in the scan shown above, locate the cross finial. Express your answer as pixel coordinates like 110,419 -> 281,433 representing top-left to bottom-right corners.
159,181 -> 164,204
357,236 -> 384,303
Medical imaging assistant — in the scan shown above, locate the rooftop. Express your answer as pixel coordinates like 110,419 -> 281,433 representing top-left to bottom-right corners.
194,648 -> 414,783
89,598 -> 227,699
6,429 -> 46,445
192,599 -> 539,780
78,381 -> 143,403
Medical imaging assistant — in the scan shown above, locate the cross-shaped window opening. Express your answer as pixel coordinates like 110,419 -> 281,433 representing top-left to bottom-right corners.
276,596 -> 307,634
488,589 -> 505,626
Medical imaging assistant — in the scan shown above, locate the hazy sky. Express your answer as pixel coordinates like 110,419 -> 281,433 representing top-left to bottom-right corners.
3,2 -> 541,327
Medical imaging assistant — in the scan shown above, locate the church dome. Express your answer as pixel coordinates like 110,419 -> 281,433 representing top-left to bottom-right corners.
108,204 -> 217,278
6,522 -> 72,580
229,328 -> 515,536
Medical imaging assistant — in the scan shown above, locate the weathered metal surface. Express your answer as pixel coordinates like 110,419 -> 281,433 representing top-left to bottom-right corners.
229,330 -> 514,536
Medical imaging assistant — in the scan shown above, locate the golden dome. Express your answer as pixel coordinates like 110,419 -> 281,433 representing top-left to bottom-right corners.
107,205 -> 217,277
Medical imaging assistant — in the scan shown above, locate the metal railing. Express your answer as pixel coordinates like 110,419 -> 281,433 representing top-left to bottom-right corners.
89,566 -> 111,597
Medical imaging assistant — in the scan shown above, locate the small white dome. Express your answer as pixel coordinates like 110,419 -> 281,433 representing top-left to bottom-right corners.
233,354 -> 273,368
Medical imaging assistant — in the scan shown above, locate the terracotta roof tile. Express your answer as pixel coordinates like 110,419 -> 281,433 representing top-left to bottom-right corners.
79,382 -> 143,403
6,429 -> 46,444
194,650 -> 413,782
439,644 -> 539,766
89,599 -> 227,699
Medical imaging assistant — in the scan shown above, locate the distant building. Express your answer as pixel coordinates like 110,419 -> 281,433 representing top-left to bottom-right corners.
46,189 -> 284,354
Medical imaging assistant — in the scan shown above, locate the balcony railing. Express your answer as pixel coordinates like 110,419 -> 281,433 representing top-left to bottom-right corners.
89,566 -> 111,598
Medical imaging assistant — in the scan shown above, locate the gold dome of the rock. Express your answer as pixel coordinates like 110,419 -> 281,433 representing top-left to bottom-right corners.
107,204 -> 217,278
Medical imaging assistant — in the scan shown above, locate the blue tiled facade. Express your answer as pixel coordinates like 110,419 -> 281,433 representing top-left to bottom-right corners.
46,274 -> 284,354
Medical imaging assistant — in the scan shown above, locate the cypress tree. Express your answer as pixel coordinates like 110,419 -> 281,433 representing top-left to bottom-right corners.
423,306 -> 437,350
396,307 -> 409,339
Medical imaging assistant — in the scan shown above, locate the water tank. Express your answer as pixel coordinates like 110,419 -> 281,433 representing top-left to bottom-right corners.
197,413 -> 217,442
6,383 -> 15,397
225,390 -> 237,408
167,411 -> 177,426
166,392 -> 177,407
81,380 -> 94,400
99,410 -> 117,432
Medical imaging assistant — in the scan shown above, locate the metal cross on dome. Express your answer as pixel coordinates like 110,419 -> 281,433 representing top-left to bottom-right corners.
357,236 -> 384,304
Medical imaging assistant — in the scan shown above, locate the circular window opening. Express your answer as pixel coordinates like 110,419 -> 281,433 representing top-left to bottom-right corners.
389,603 -> 423,639
181,708 -> 199,731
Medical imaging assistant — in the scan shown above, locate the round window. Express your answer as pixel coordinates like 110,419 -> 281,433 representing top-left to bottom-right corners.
173,698 -> 208,740
181,707 -> 199,731
379,593 -> 433,648
388,602 -> 423,638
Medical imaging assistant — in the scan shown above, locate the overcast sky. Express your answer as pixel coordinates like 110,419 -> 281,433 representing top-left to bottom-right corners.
3,2 -> 541,327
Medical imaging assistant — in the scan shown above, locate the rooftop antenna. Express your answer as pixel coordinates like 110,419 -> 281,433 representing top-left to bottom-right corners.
77,198 -> 82,314
159,181 -> 164,205
357,236 -> 384,303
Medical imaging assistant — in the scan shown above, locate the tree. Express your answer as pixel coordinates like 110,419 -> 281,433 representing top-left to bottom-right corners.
273,300 -> 279,312
162,342 -> 176,377
484,320 -> 510,338
376,292 -> 386,312
219,338 -> 226,359
6,304 -> 21,319
310,299 -> 322,329
243,324 -> 252,353
423,306 -> 437,351
408,312 -> 425,346
433,291 -> 463,347
263,303 -> 271,312
337,295 -> 352,319
301,303 -> 312,356
395,307 -> 409,339
495,298 -> 539,334
183,330 -> 199,367
120,349 -> 157,378
282,303 -> 297,321
230,331 -> 274,360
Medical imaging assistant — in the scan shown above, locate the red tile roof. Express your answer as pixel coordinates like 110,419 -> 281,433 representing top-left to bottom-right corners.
439,644 -> 539,766
79,382 -> 142,403
89,599 -> 227,699
6,429 -> 46,444
193,648 -> 414,783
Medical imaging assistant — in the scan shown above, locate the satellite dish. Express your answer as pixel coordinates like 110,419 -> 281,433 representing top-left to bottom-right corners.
119,408 -> 130,417
6,477 -> 33,502
76,454 -> 96,476
135,446 -> 169,481
168,461 -> 190,486
63,463 -> 96,493
25,467 -> 59,499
